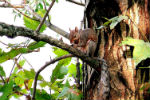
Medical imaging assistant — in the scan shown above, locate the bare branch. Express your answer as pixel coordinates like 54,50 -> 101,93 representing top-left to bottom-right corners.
7,55 -> 21,83
66,0 -> 85,6
22,56 -> 34,69
0,22 -> 103,69
32,54 -> 74,100
36,0 -> 55,32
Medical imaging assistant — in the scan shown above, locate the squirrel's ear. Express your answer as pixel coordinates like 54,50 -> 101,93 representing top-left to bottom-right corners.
75,27 -> 78,32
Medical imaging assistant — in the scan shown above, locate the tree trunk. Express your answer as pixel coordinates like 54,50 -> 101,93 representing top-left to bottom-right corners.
84,0 -> 150,100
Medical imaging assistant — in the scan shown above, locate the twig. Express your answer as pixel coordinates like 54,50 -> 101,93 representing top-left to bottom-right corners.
0,74 -> 5,84
35,0 -> 55,32
42,0 -> 51,24
32,54 -> 74,100
66,0 -> 85,6
2,0 -> 38,22
0,40 -> 8,46
22,56 -> 34,69
0,3 -> 24,8
7,55 -> 21,83
24,5 -> 69,39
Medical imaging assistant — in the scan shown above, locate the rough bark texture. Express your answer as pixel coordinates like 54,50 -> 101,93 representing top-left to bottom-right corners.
0,22 -> 102,69
85,0 -> 150,100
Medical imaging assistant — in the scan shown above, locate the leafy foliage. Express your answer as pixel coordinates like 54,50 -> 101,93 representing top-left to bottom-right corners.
0,65 -> 6,77
97,15 -> 128,30
0,81 -> 14,100
51,47 -> 71,83
23,16 -> 46,33
0,0 -> 84,100
0,41 -> 46,64
121,37 -> 150,65
23,9 -> 47,33
57,80 -> 82,100
32,89 -> 52,100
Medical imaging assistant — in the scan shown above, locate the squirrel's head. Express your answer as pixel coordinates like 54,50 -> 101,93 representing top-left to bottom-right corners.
69,27 -> 79,44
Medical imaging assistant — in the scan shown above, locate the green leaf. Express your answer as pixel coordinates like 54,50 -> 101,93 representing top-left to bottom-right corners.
18,60 -> 26,67
68,63 -> 76,77
37,9 -> 46,18
31,89 -> 51,100
52,47 -> 69,57
0,81 -> 14,100
0,66 -> 6,77
23,10 -> 46,33
57,87 -> 82,100
121,37 -> 150,65
24,69 -> 43,80
57,87 -> 69,99
67,90 -> 82,100
28,79 -> 33,89
97,15 -> 128,30
109,15 -> 128,29
64,80 -> 70,88
50,80 -> 63,92
14,70 -> 25,85
40,81 -> 50,87
51,61 -> 68,83
38,3 -> 43,9
0,48 -> 28,64
51,47 -> 71,83
0,41 -> 46,64
27,41 -> 46,50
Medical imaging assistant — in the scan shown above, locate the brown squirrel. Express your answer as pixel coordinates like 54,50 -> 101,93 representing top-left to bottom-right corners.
69,27 -> 98,57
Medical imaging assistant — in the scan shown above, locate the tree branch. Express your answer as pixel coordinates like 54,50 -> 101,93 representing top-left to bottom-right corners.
0,1 -> 69,39
0,22 -> 103,69
36,0 -> 55,32
66,0 -> 85,6
2,0 -> 36,21
0,3 -> 24,8
24,5 -> 69,39
32,54 -> 73,100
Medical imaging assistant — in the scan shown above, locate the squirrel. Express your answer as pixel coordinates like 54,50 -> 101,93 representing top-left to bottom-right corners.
69,27 -> 100,90
69,27 -> 98,57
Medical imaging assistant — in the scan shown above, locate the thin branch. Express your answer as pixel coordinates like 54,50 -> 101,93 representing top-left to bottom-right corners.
3,0 -> 37,21
0,3 -> 24,8
7,55 -> 22,83
32,54 -> 74,100
36,0 -> 55,32
0,40 -> 8,46
24,5 -> 69,39
0,74 -> 5,84
0,22 -> 103,69
42,0 -> 51,24
66,0 -> 85,6
22,56 -> 34,69
0,1 -> 69,39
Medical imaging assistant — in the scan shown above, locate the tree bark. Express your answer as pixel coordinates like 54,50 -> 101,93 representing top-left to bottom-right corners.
85,0 -> 150,100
